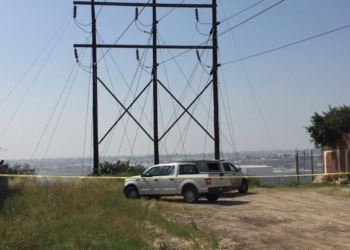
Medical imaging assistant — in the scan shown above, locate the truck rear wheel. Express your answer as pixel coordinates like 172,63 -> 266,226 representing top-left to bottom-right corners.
183,187 -> 199,203
205,194 -> 219,202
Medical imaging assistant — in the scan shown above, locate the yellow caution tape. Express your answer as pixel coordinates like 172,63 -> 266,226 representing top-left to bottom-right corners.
0,172 -> 349,179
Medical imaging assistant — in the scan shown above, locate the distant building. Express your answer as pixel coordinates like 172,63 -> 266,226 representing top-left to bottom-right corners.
323,133 -> 350,173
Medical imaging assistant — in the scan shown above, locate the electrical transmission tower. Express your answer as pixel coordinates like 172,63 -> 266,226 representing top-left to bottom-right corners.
73,0 -> 220,174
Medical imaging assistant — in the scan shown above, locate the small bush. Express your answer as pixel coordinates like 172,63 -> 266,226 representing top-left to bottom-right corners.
248,177 -> 261,187
8,163 -> 35,175
91,160 -> 145,176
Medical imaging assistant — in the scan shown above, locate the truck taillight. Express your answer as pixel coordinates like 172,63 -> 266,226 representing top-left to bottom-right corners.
204,178 -> 211,185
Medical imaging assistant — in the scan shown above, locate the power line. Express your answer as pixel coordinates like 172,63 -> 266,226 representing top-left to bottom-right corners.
219,0 -> 265,23
159,0 -> 285,65
0,18 -> 72,141
218,0 -> 285,37
158,0 -> 185,21
97,0 -> 151,63
0,10 -> 72,109
221,23 -> 350,65
219,0 -> 276,152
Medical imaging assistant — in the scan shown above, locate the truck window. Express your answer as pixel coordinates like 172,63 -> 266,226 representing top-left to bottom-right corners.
179,165 -> 199,175
223,163 -> 231,171
229,163 -> 239,172
144,167 -> 160,176
161,166 -> 175,176
207,163 -> 219,171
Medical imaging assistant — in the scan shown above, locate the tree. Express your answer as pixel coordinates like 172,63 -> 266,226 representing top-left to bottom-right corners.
305,105 -> 350,148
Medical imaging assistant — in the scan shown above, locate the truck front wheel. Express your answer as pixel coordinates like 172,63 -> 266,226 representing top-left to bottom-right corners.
126,186 -> 140,199
183,187 -> 199,203
238,179 -> 248,194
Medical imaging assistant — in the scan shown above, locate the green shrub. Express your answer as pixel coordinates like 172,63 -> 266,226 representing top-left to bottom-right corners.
91,160 -> 145,176
8,163 -> 35,175
248,177 -> 261,187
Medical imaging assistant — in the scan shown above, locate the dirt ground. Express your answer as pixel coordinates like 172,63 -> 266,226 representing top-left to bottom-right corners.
159,188 -> 350,250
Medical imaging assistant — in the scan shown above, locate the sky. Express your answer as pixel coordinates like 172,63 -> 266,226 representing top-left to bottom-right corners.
0,0 -> 350,161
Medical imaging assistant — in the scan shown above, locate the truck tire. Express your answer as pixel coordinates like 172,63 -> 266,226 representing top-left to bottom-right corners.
183,187 -> 199,203
238,179 -> 248,194
205,194 -> 219,202
126,186 -> 140,199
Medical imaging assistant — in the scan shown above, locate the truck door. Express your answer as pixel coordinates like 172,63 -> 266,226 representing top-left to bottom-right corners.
139,166 -> 161,195
223,162 -> 241,188
158,165 -> 177,195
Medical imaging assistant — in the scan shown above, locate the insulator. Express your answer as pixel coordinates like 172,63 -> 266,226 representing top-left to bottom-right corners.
74,48 -> 79,62
196,50 -> 201,62
210,27 -> 213,35
210,68 -> 213,75
135,7 -> 139,20
195,8 -> 199,21
73,6 -> 77,19
136,49 -> 140,61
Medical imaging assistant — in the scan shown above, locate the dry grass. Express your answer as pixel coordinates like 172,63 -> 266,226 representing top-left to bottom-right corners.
0,178 -> 218,250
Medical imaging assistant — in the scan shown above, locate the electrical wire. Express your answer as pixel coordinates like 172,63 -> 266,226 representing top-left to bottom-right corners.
158,0 -> 185,22
0,17 -> 72,141
159,0 -> 285,65
82,57 -> 92,173
219,0 -> 276,151
221,23 -> 350,65
218,0 -> 285,38
95,32 -> 154,159
35,37 -> 91,166
135,20 -> 152,34
157,36 -> 187,159
74,19 -> 91,33
97,0 -> 151,63
29,63 -> 77,165
137,20 -> 152,27
219,0 -> 265,23
0,10 -> 72,109
196,22 -> 211,37
218,53 -> 237,153
157,31 -> 212,137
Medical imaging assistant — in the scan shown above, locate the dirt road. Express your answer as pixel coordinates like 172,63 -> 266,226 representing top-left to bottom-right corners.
163,188 -> 350,250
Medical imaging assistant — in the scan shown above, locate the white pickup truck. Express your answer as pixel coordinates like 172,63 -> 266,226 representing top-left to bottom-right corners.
124,162 -> 231,203
184,160 -> 248,194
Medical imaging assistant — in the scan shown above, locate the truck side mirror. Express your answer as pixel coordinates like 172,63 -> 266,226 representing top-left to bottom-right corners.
237,167 -> 241,172
141,173 -> 146,177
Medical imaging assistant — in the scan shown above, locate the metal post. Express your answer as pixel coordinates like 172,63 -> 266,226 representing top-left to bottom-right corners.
91,0 -> 100,174
295,150 -> 299,184
311,150 -> 314,181
212,0 -> 220,160
152,0 -> 159,165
